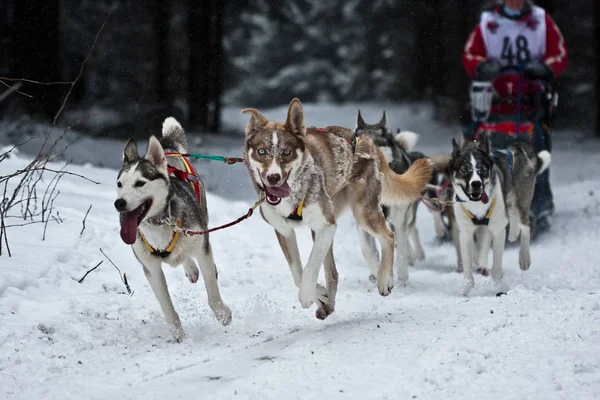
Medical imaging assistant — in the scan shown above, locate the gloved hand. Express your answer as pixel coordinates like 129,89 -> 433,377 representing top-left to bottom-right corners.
523,61 -> 554,80
475,60 -> 501,81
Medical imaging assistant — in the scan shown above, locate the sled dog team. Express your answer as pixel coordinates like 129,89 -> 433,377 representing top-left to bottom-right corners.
114,98 -> 551,341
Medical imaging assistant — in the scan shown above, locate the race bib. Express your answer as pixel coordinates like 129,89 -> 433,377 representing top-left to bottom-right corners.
480,6 -> 547,68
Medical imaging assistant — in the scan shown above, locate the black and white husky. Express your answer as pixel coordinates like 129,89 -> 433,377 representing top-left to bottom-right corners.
354,110 -> 430,285
114,117 -> 232,341
448,133 -> 551,295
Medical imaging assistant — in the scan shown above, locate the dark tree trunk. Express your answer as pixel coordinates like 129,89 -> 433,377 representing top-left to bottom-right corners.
156,0 -> 170,108
188,0 -> 210,129
10,0 -> 61,119
596,0 -> 600,136
206,0 -> 224,132
187,0 -> 223,133
458,0 -> 476,126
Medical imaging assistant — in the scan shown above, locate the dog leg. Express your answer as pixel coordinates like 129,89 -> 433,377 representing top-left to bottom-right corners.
448,210 -> 463,272
410,225 -> 426,263
491,227 -> 506,281
358,227 -> 380,282
350,193 -> 395,296
432,211 -> 448,238
311,230 -> 338,320
519,224 -> 531,271
459,231 -> 475,295
277,229 -> 329,306
359,216 -> 395,296
143,261 -> 184,341
275,229 -> 303,288
298,224 -> 336,309
183,259 -> 200,283
390,207 -> 411,286
194,242 -> 232,326
517,193 -> 533,270
476,229 -> 492,276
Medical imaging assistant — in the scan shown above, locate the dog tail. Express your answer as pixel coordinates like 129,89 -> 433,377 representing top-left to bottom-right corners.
536,150 -> 551,175
395,131 -> 419,153
162,117 -> 188,152
428,154 -> 452,174
378,150 -> 433,205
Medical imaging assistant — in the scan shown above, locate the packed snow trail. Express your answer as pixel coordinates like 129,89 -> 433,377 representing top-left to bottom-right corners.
1,105 -> 600,400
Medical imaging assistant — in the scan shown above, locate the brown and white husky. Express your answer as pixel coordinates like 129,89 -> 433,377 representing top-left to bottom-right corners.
241,98 -> 433,319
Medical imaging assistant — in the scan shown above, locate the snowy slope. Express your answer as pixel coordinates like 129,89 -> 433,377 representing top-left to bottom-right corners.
1,105 -> 600,400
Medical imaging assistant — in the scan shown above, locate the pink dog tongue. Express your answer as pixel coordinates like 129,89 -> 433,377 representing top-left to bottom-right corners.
266,182 -> 291,198
120,210 -> 140,245
481,192 -> 489,204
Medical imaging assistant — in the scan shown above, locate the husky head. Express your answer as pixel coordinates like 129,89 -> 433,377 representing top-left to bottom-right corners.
241,98 -> 306,206
115,136 -> 170,245
354,110 -> 390,138
449,133 -> 494,204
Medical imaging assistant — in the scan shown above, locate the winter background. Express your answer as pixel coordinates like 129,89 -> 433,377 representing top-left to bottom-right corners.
1,1 -> 600,399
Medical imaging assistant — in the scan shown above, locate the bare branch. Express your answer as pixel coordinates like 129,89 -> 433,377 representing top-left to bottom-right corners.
0,167 -> 101,186
76,261 -> 104,283
100,248 -> 133,296
80,205 -> 92,237
0,77 -> 73,86
0,6 -> 114,256
0,81 -> 32,101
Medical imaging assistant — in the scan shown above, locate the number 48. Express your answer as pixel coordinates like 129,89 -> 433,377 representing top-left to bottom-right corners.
501,35 -> 531,65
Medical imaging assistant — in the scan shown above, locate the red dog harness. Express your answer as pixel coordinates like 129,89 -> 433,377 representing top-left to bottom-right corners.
164,152 -> 202,204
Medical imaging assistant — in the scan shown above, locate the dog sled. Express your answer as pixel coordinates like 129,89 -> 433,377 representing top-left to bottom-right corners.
437,65 -> 558,242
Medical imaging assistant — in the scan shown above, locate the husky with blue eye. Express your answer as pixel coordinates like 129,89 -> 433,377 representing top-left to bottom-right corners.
114,117 -> 232,342
241,98 -> 433,319
447,132 -> 551,295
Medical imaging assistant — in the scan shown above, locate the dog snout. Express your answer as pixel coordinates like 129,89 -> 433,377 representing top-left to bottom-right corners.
471,181 -> 482,191
114,198 -> 127,211
266,173 -> 281,185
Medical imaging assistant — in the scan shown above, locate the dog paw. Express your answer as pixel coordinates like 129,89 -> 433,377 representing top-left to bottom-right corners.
377,271 -> 394,296
461,277 -> 475,296
519,250 -> 531,271
170,326 -> 185,343
298,283 -> 317,309
415,249 -> 426,262
476,266 -> 489,276
315,303 -> 334,320
491,267 -> 503,281
369,274 -> 377,283
213,304 -> 232,326
184,263 -> 199,284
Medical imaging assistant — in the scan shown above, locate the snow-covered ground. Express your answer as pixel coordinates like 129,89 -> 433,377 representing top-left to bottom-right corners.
1,104 -> 600,400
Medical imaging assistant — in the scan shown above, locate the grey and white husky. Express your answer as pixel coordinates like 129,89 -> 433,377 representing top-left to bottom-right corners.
446,133 -> 551,295
114,117 -> 232,341
354,110 -> 430,285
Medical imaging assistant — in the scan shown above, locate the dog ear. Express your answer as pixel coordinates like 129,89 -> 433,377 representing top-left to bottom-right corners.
451,138 -> 461,158
378,111 -> 387,128
144,136 -> 167,171
284,98 -> 305,136
356,110 -> 366,130
477,132 -> 492,155
123,138 -> 139,163
241,108 -> 269,137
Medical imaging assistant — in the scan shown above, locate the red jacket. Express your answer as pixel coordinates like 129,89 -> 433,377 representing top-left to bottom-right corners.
463,5 -> 568,78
